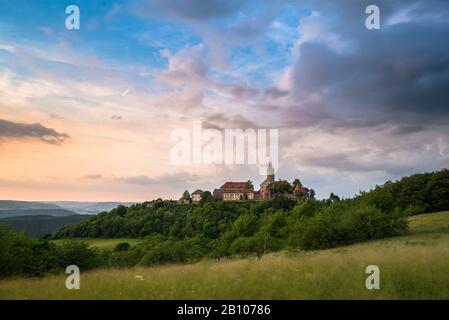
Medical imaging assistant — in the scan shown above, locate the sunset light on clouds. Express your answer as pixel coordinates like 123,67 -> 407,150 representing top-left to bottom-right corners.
1,0 -> 448,201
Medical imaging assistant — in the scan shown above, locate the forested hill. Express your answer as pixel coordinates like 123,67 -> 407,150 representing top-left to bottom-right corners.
50,169 -> 449,251
0,200 -> 76,218
355,168 -> 449,214
0,209 -> 75,218
0,200 -> 61,211
1,214 -> 93,236
2,169 -> 448,278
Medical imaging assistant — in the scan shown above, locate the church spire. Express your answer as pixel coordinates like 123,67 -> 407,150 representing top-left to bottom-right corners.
267,161 -> 274,176
267,162 -> 275,183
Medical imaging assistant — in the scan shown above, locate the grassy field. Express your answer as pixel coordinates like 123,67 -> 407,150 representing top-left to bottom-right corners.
51,238 -> 142,249
1,211 -> 449,299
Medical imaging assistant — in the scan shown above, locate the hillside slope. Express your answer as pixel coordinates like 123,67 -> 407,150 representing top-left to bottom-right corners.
45,201 -> 136,214
0,209 -> 75,218
1,211 -> 448,299
0,200 -> 61,211
0,214 -> 93,236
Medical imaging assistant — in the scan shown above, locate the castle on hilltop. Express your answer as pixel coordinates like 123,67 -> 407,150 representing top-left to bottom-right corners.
179,163 -> 310,203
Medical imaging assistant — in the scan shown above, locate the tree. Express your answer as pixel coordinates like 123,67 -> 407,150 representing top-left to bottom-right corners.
425,169 -> 449,212
181,190 -> 191,200
114,242 -> 131,252
329,193 -> 340,203
292,179 -> 302,188
232,214 -> 257,237
199,191 -> 214,205
271,180 -> 292,194
308,189 -> 316,200
230,237 -> 260,258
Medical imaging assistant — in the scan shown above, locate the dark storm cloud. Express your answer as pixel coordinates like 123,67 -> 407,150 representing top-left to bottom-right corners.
391,125 -> 425,136
0,118 -> 69,145
134,0 -> 246,21
277,0 -> 449,130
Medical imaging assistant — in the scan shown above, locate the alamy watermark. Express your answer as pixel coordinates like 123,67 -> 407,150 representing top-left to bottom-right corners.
65,265 -> 80,290
169,121 -> 279,175
63,4 -> 379,31
365,265 -> 380,290
365,5 -> 381,30
65,5 -> 80,30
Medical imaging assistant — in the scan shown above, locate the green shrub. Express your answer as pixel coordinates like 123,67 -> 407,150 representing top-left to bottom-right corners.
230,237 -> 259,257
403,205 -> 425,216
57,240 -> 102,270
290,202 -> 408,250
0,224 -> 62,277
113,242 -> 131,252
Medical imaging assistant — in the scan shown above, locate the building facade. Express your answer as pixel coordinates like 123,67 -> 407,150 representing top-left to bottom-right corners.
206,162 -> 310,202
218,182 -> 254,201
191,189 -> 203,203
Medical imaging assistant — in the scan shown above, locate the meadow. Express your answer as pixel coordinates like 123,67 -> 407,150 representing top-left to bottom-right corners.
1,211 -> 448,300
51,238 -> 142,249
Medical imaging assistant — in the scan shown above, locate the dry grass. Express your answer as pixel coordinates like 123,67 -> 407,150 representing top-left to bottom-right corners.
1,212 -> 449,300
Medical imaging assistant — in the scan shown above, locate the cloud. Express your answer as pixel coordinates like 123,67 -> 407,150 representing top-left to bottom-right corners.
264,87 -> 289,99
159,44 -> 208,85
116,171 -> 199,186
134,0 -> 279,69
202,112 -> 258,130
84,174 -> 103,180
156,44 -> 207,110
0,118 -> 69,145
111,115 -> 123,120
277,0 -> 449,131
134,0 -> 246,22
39,26 -> 53,35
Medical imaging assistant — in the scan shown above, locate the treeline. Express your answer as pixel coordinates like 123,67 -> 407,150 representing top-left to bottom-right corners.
0,225 -> 100,277
356,169 -> 449,215
2,169 -> 448,278
0,214 -> 93,236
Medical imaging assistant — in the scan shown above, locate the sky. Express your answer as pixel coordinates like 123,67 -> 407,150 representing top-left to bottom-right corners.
0,0 -> 448,201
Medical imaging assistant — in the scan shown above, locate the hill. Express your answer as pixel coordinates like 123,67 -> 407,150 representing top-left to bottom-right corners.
1,211 -> 448,299
0,209 -> 76,218
0,200 -> 61,211
45,201 -> 136,214
0,214 -> 93,236
52,169 -> 449,241
0,200 -> 77,218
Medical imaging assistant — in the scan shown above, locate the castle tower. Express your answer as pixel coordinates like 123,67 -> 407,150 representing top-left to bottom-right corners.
266,162 -> 275,184
260,162 -> 275,199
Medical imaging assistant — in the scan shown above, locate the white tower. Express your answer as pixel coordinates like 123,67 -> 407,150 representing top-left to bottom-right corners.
266,162 -> 275,184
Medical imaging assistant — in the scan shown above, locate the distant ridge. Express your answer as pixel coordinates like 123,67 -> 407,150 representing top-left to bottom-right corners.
0,214 -> 93,236
45,201 -> 137,214
0,200 -> 61,211
0,200 -> 76,218
0,209 -> 75,218
0,200 -> 136,215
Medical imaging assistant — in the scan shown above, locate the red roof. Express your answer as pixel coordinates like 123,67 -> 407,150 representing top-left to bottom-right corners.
220,182 -> 252,190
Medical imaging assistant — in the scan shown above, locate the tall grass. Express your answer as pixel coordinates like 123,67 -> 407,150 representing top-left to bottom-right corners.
1,212 -> 448,300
